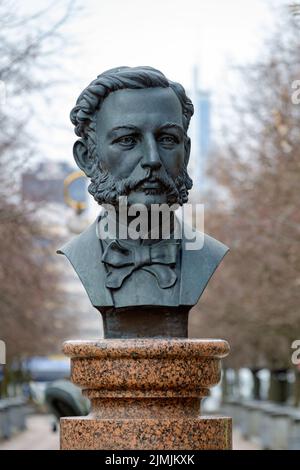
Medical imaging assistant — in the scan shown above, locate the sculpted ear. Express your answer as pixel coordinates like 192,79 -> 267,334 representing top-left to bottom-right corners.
184,137 -> 191,166
73,139 -> 94,177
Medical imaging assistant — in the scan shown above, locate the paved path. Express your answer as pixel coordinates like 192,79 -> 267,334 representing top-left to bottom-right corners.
0,414 -> 261,450
0,415 -> 59,450
233,429 -> 261,450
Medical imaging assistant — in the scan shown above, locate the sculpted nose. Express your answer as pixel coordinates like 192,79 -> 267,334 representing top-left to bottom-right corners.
141,136 -> 162,171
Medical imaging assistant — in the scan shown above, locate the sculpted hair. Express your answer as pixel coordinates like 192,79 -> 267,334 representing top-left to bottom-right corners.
70,66 -> 194,164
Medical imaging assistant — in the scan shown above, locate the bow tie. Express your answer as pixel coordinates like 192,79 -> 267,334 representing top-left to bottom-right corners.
101,239 -> 179,289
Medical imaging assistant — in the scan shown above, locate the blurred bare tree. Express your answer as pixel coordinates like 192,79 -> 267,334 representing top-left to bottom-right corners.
289,3 -> 300,16
190,7 -> 300,401
0,0 -> 79,392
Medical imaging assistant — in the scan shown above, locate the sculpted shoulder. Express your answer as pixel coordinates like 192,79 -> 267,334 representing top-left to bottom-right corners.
180,227 -> 229,305
57,220 -> 114,307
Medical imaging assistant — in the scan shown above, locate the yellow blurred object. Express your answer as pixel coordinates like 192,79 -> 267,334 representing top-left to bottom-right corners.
64,171 -> 87,213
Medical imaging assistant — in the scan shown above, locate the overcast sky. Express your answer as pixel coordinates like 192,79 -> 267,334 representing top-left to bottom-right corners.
21,0 -> 289,166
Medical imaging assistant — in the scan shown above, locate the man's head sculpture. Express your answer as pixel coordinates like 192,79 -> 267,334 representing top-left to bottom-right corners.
59,66 -> 229,338
70,66 -> 193,208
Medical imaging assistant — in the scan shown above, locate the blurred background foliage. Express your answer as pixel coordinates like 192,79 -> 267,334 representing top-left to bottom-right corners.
0,0 -> 78,396
190,8 -> 300,404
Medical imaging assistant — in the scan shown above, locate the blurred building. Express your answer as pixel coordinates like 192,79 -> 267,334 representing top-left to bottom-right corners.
22,161 -> 86,206
188,66 -> 212,194
21,160 -> 103,340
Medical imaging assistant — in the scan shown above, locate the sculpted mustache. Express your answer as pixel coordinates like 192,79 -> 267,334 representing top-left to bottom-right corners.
116,169 -> 179,205
122,170 -> 176,191
135,176 -> 171,189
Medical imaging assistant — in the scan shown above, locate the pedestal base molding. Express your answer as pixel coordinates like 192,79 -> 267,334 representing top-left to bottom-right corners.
60,339 -> 232,450
61,416 -> 231,450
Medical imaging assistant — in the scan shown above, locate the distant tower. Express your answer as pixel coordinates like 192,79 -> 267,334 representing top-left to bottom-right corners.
189,66 -> 211,192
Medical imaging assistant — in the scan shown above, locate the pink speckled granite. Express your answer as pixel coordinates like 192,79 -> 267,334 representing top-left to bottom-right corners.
60,416 -> 232,450
60,339 -> 232,450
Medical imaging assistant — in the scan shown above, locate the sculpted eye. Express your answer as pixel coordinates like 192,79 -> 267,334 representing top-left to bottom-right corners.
158,134 -> 178,145
114,135 -> 137,147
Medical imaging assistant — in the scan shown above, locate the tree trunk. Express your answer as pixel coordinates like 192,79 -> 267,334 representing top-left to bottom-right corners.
0,363 -> 11,398
251,368 -> 261,400
221,368 -> 228,402
268,369 -> 289,403
293,370 -> 300,407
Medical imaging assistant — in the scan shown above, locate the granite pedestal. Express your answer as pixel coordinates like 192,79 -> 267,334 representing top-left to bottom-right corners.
60,338 -> 232,450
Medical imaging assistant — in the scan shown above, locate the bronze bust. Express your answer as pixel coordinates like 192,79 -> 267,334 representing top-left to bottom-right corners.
58,66 -> 229,338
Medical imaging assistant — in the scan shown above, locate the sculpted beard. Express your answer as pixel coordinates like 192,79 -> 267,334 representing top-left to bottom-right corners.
88,161 -> 192,206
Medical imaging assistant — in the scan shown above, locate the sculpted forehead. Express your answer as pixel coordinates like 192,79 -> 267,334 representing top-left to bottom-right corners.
96,87 -> 183,133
